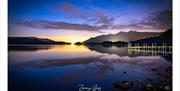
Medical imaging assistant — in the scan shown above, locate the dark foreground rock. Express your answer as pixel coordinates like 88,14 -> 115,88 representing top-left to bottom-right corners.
113,81 -> 134,90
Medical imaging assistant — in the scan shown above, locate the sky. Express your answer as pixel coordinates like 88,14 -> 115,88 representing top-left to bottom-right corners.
9,0 -> 172,42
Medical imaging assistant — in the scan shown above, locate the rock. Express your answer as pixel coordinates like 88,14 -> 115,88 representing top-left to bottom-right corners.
147,78 -> 153,82
164,85 -> 170,91
113,81 -> 133,90
159,85 -> 163,89
137,80 -> 142,83
145,83 -> 153,90
151,68 -> 157,71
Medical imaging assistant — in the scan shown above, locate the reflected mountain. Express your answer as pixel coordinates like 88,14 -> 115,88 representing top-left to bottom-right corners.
86,44 -> 128,56
85,44 -> 172,61
8,45 -> 53,52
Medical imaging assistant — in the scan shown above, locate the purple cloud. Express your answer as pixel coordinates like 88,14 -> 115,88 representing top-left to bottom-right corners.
53,2 -> 114,27
13,20 -> 103,33
12,10 -> 172,33
111,10 -> 172,31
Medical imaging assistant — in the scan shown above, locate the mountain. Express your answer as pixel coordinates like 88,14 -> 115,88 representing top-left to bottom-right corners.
130,29 -> 172,45
8,37 -> 70,44
84,31 -> 161,43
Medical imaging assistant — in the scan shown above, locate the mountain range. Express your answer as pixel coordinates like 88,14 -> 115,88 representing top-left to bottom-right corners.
130,29 -> 172,45
9,29 -> 172,45
8,37 -> 70,44
84,31 -> 161,43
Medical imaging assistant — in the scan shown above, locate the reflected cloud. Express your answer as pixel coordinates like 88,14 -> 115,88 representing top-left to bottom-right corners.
14,53 -> 169,69
15,56 -> 103,68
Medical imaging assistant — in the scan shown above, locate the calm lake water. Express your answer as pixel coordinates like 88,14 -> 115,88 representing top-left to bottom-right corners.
9,45 -> 172,91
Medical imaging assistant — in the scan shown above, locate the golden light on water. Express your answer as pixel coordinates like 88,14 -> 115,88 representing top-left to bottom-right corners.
44,45 -> 91,53
71,42 -> 75,46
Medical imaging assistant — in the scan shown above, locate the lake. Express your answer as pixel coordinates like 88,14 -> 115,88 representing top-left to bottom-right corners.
8,45 -> 172,91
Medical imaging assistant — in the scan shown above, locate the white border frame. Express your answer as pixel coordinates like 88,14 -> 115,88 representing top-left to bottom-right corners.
0,0 -> 180,91
173,0 -> 180,91
0,0 -> 8,91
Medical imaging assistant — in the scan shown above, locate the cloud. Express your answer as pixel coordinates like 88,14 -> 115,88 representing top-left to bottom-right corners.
57,2 -> 81,16
55,2 -> 90,20
111,10 -> 172,31
95,10 -> 114,26
128,10 -> 172,30
13,20 -> 103,33
12,10 -> 172,33
56,3 -> 172,32
147,10 -> 172,29
54,2 -> 114,27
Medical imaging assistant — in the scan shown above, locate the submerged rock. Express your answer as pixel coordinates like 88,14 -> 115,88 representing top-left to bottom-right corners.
147,78 -> 153,82
123,71 -> 127,74
151,68 -> 157,71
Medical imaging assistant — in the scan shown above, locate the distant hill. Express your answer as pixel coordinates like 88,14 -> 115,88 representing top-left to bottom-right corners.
130,29 -> 172,46
8,37 -> 70,45
84,31 -> 161,44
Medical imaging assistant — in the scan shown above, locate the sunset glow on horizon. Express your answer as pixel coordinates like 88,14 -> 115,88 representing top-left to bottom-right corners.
49,36 -> 94,43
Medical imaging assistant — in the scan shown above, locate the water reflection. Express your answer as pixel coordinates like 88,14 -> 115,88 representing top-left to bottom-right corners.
8,45 -> 53,52
86,45 -> 128,57
9,45 -> 172,91
86,44 -> 172,61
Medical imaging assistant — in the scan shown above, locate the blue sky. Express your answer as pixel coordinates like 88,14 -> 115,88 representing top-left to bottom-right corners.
9,0 -> 172,42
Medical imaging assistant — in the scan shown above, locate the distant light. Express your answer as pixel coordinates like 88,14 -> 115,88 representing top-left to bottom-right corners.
71,42 -> 75,46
